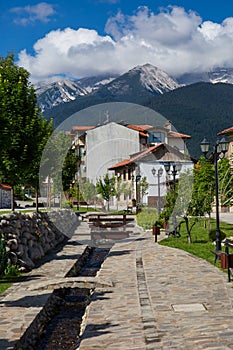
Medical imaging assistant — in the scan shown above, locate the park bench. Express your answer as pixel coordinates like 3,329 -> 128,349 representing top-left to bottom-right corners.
224,238 -> 233,282
88,214 -> 134,246
210,249 -> 222,264
73,200 -> 89,209
211,238 -> 233,282
165,221 -> 183,238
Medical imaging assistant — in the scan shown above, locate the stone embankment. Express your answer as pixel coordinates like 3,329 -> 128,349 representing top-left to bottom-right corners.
0,210 -> 79,270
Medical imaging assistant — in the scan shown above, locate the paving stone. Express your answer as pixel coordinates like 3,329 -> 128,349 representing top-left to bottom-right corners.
2,218 -> 233,349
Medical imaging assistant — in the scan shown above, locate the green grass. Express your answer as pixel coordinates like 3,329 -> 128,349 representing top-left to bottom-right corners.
0,277 -> 19,294
136,207 -> 159,230
0,267 -> 21,294
159,217 -> 233,267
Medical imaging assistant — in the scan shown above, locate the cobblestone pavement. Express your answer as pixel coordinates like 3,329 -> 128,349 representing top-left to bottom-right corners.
1,218 -> 233,349
77,230 -> 233,350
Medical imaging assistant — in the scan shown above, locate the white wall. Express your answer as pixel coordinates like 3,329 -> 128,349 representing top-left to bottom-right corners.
86,122 -> 140,183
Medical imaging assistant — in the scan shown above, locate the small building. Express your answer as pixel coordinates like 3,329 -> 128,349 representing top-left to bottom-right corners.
0,184 -> 12,209
109,143 -> 194,209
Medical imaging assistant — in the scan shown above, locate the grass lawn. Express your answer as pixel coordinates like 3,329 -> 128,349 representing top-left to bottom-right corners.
159,217 -> 233,268
0,276 -> 21,294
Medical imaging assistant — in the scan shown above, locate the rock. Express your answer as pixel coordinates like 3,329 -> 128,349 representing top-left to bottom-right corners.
7,238 -> 18,251
9,251 -> 18,265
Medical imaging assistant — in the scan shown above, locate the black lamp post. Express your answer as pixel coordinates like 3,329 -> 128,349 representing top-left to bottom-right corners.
164,162 -> 182,236
135,174 -> 141,214
200,136 -> 229,251
164,162 -> 182,190
151,167 -> 163,216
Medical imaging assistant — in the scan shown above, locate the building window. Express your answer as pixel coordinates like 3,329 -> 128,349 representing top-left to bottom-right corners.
149,132 -> 165,143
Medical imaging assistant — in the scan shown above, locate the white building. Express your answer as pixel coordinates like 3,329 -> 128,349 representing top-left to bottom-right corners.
109,143 -> 194,208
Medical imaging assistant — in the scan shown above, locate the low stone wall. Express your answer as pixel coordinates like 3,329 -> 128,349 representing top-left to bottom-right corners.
0,209 -> 79,270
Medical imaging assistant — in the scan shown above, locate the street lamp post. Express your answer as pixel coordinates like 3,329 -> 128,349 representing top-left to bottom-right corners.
151,167 -> 163,216
164,162 -> 182,236
135,174 -> 141,214
200,136 -> 229,251
164,162 -> 182,190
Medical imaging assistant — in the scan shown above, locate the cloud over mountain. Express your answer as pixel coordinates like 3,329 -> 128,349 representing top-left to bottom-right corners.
17,6 -> 233,83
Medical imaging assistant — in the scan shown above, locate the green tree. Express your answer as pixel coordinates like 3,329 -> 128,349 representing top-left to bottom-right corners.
161,170 -> 194,242
191,156 -> 215,218
96,173 -> 116,211
218,157 -> 233,207
39,130 -> 77,208
25,115 -> 53,211
79,178 -> 97,204
61,148 -> 79,193
138,176 -> 149,201
115,177 -> 132,210
0,54 -> 52,210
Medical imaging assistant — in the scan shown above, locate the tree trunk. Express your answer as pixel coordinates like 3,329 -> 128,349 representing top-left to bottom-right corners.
184,216 -> 192,244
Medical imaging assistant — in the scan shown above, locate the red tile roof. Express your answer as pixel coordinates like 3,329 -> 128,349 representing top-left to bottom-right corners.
218,126 -> 233,135
0,184 -> 12,190
168,131 -> 191,139
109,144 -> 162,170
72,126 -> 95,131
126,124 -> 154,132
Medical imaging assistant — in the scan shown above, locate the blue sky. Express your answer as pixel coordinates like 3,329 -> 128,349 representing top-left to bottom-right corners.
1,0 -> 233,83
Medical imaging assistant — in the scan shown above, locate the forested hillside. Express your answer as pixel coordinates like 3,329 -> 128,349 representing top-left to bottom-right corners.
144,82 -> 233,157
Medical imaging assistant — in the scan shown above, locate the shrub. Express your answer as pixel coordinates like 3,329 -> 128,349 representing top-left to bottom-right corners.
4,264 -> 20,277
208,229 -> 226,242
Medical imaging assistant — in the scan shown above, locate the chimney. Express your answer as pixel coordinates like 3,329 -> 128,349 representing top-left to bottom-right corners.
164,120 -> 172,131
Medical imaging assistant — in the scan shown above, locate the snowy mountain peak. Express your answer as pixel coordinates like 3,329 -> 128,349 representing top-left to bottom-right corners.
208,67 -> 233,84
130,63 -> 181,93
36,74 -> 118,111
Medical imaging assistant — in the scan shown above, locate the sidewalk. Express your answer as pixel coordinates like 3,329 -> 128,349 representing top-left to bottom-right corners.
1,220 -> 233,349
76,231 -> 233,349
214,212 -> 233,225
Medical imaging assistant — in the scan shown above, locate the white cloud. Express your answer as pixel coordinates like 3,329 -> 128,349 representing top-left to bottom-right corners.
10,2 -> 56,25
17,6 -> 233,83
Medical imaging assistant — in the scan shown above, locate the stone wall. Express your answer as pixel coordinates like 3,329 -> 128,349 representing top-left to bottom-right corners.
0,210 -> 79,271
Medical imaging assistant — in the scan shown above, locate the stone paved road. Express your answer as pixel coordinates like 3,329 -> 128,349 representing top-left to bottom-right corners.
77,229 -> 233,350
1,217 -> 233,349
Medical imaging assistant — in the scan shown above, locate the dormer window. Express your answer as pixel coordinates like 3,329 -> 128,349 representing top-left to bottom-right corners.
149,132 -> 165,144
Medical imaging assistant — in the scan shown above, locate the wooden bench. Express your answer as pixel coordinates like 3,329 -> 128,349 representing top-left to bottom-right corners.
88,214 -> 134,227
166,221 -> 183,238
224,239 -> 233,282
211,239 -> 233,282
88,214 -> 134,246
73,200 -> 89,209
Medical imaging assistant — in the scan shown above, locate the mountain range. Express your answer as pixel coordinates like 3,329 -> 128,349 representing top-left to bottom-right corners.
36,64 -> 233,158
